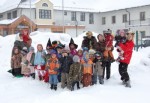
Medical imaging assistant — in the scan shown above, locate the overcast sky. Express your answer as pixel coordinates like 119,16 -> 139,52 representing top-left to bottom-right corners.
1,0 -> 150,11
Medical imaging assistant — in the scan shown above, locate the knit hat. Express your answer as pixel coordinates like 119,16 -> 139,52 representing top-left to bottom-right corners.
86,31 -> 93,36
95,51 -> 103,58
56,43 -> 65,49
50,49 -> 57,55
29,46 -> 34,52
69,38 -> 78,49
89,49 -> 96,55
73,55 -> 80,62
103,29 -> 112,34
82,47 -> 88,51
127,30 -> 135,35
21,47 -> 28,54
83,52 -> 89,62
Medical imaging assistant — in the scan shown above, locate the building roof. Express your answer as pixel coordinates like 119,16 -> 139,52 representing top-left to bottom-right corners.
0,0 -> 98,13
0,0 -> 150,13
0,17 -> 19,25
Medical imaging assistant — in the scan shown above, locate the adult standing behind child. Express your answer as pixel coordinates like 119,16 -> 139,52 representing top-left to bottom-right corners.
117,31 -> 134,88
81,31 -> 97,50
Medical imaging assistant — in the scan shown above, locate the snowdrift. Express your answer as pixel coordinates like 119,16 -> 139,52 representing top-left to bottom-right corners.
0,31 -> 150,103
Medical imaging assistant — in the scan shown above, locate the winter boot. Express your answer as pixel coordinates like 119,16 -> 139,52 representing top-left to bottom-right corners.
125,80 -> 131,88
39,75 -> 42,81
31,73 -> 35,79
54,85 -> 57,91
122,79 -> 126,85
99,76 -> 104,84
71,86 -> 74,91
50,84 -> 54,90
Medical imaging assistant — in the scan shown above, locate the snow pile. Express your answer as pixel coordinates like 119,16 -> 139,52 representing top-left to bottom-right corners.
0,31 -> 150,103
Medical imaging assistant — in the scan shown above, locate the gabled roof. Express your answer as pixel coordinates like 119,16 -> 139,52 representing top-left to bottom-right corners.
0,17 -> 19,25
0,15 -> 36,29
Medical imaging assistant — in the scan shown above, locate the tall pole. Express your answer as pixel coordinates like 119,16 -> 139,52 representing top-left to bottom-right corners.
126,9 -> 131,26
62,0 -> 65,33
30,0 -> 32,33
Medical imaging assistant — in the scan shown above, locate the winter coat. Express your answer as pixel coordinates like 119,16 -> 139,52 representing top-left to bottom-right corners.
21,55 -> 30,75
26,52 -> 35,66
81,36 -> 97,50
59,56 -> 73,73
70,49 -> 78,57
96,41 -> 106,53
69,62 -> 83,82
14,33 -> 27,51
119,40 -> 134,64
46,57 -> 59,75
34,51 -> 46,66
11,53 -> 22,69
45,54 -> 51,63
104,34 -> 114,47
115,35 -> 126,47
81,59 -> 93,75
93,59 -> 103,76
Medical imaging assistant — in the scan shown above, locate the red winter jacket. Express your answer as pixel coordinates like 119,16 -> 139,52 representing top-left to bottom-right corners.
119,40 -> 134,64
104,34 -> 114,47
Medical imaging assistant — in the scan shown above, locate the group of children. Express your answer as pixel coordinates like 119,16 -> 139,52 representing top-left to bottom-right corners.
11,29 -> 133,90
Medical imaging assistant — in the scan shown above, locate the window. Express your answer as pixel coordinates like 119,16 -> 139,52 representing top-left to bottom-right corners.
64,11 -> 67,15
0,14 -> 3,19
112,16 -> 116,24
7,13 -> 11,19
80,12 -> 85,21
89,13 -> 94,24
71,12 -> 76,21
42,3 -> 48,7
39,9 -> 51,19
102,17 -> 106,25
13,11 -> 17,18
122,14 -> 127,23
140,12 -> 145,21
140,31 -> 146,38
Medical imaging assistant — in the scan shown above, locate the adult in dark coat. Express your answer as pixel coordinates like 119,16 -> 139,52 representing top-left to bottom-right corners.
81,31 -> 97,50
14,33 -> 27,52
96,34 -> 112,80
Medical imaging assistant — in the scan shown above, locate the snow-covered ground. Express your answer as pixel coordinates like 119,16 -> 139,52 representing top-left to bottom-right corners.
0,32 -> 150,103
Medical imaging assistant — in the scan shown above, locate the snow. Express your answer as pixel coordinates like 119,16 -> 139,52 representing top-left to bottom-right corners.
0,31 -> 150,103
0,17 -> 19,25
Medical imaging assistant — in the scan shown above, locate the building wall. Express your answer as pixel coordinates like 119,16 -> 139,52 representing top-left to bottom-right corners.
99,5 -> 150,36
35,0 -> 54,25
1,9 -> 19,20
53,10 -> 101,34
20,8 -> 36,22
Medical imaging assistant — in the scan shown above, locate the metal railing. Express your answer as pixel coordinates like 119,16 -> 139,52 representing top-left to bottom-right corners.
125,18 -> 150,27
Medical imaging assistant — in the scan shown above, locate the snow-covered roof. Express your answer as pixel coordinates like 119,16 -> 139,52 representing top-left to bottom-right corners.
54,6 -> 98,12
0,17 -> 19,25
0,0 -> 98,13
